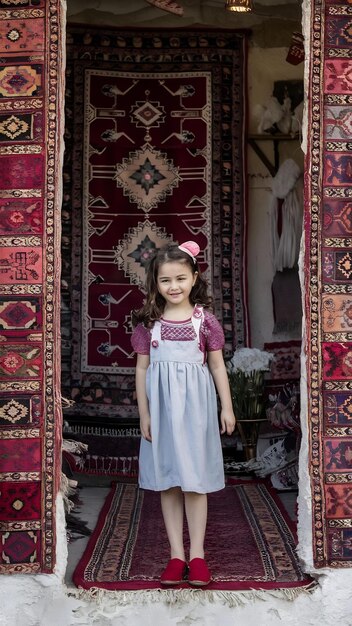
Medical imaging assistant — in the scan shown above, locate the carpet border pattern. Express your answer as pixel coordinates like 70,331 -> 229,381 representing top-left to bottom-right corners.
306,0 -> 352,567
0,1 -> 63,573
73,481 -> 312,591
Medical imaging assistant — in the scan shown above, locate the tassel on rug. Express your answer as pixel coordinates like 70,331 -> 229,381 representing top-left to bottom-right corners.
67,583 -> 318,609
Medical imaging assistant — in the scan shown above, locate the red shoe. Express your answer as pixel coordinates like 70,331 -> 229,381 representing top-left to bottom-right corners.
188,558 -> 211,587
160,558 -> 187,585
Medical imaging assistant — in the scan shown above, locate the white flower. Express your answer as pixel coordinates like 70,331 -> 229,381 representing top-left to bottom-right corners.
226,347 -> 273,375
227,349 -> 274,420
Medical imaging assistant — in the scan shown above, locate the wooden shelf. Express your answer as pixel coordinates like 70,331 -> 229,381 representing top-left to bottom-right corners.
248,133 -> 300,176
249,133 -> 299,141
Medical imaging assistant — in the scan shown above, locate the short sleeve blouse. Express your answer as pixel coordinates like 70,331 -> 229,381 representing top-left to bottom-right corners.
131,309 -> 224,355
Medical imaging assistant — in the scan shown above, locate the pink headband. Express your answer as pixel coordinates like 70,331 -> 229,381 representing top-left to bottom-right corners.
178,241 -> 200,264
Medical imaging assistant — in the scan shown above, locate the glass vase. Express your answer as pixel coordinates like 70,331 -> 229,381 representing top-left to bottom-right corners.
228,369 -> 267,460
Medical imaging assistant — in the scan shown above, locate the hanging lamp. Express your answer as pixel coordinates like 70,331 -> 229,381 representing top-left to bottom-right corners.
225,0 -> 253,12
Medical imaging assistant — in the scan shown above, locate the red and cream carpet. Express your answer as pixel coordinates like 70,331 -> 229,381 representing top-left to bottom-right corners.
62,28 -> 249,422
73,480 -> 312,592
305,0 -> 352,567
0,0 -> 63,573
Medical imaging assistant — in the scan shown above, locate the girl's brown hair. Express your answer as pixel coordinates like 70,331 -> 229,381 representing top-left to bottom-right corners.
132,243 -> 213,327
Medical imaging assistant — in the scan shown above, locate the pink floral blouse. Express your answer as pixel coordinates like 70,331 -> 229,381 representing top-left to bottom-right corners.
131,310 -> 225,356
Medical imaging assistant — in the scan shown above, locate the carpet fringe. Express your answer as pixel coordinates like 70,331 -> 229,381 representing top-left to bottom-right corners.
67,582 -> 317,608
63,424 -> 141,437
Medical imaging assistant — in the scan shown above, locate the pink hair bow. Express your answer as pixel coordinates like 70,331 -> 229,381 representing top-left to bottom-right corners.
178,241 -> 200,263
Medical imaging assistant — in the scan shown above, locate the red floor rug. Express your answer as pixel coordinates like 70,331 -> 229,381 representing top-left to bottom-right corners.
73,481 -> 312,591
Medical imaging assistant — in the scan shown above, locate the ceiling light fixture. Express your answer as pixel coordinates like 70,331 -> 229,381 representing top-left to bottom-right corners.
225,0 -> 253,12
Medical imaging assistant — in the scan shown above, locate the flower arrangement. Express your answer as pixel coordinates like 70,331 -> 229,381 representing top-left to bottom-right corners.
226,348 -> 274,421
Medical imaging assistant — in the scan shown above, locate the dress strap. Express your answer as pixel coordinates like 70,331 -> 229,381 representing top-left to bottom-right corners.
191,305 -> 204,342
151,321 -> 161,341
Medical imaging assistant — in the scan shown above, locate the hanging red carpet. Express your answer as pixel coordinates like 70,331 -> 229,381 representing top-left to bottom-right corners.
63,429 -> 139,478
73,481 -> 312,592
62,28 -> 249,421
0,1 -> 63,573
305,0 -> 352,567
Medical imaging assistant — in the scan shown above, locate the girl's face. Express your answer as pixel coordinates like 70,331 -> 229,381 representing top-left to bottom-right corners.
157,260 -> 197,309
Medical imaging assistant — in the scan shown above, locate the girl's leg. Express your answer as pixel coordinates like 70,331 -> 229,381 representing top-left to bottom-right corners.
160,487 -> 185,561
184,492 -> 207,561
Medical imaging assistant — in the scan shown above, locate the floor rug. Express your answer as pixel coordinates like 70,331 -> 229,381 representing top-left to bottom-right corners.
73,481 -> 311,591
62,27 -> 249,421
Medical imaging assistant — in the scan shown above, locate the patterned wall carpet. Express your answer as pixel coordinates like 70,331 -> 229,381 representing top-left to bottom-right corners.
62,27 -> 249,423
306,0 -> 352,567
0,0 -> 63,573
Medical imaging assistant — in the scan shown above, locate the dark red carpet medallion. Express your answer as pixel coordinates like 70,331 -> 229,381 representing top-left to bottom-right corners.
73,480 -> 311,591
62,28 -> 249,422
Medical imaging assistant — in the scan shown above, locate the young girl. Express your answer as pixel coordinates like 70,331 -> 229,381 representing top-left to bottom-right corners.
131,241 -> 236,587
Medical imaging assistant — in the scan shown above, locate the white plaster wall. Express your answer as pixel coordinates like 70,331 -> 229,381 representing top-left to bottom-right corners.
247,46 -> 304,348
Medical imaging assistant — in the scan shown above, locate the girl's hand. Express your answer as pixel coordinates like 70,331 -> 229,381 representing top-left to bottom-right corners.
140,413 -> 152,441
220,409 -> 237,436
207,350 -> 237,436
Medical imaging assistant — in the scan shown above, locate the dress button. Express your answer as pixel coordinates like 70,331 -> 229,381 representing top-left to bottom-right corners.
151,339 -> 159,348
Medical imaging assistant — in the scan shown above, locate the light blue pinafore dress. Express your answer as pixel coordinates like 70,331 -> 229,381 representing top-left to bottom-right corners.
139,307 -> 225,494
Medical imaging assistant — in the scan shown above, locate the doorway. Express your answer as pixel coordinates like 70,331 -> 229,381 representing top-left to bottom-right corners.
61,1 -> 305,587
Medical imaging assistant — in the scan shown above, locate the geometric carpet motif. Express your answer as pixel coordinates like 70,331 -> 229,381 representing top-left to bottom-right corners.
0,0 -> 62,573
62,28 -> 249,420
82,70 -> 212,374
264,340 -> 301,381
306,0 -> 352,567
73,481 -> 312,591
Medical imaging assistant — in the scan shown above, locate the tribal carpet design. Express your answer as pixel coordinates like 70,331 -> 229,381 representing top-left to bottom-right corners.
62,28 -> 248,419
73,481 -> 312,591
264,340 -> 301,381
0,1 -> 63,573
82,70 -> 213,374
306,0 -> 352,567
